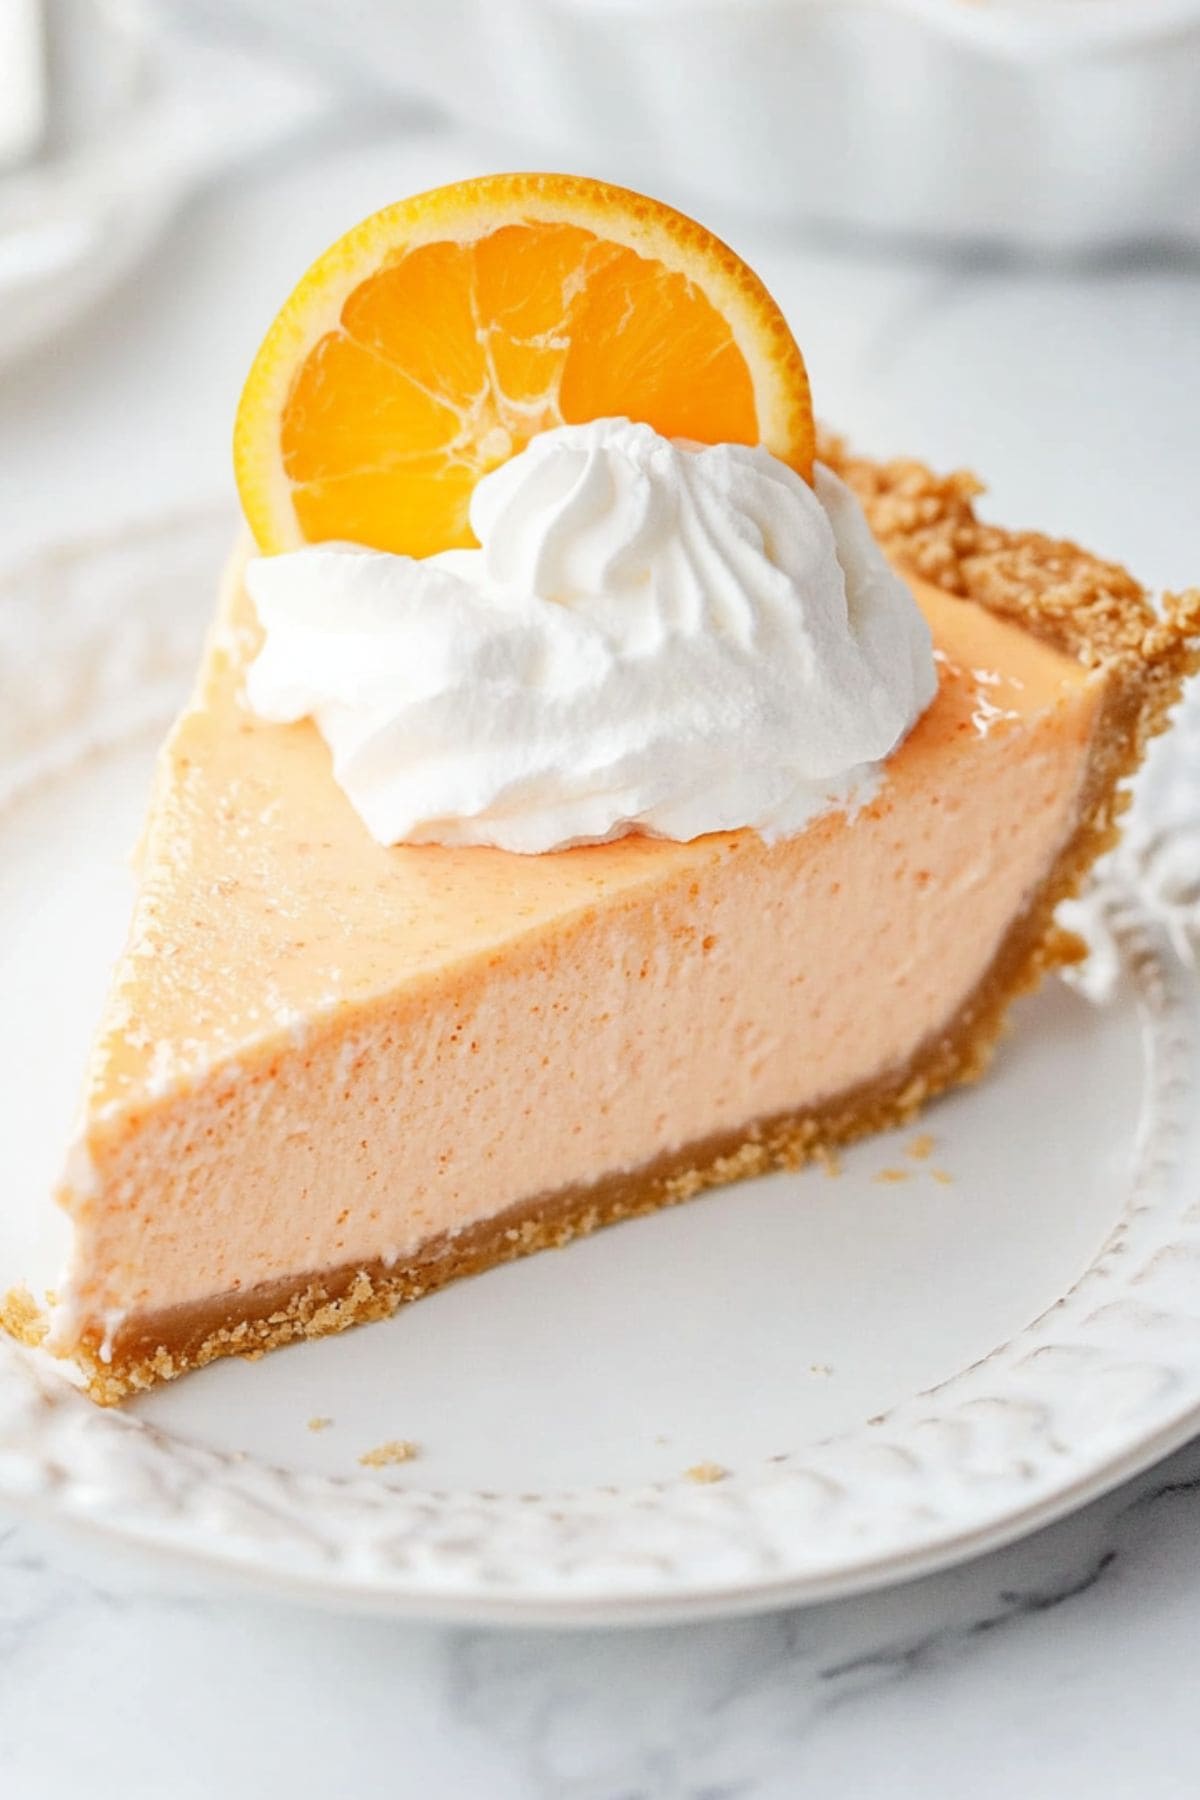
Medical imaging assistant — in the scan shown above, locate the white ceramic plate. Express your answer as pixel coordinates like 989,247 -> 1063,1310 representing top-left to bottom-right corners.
2,513 -> 1200,1627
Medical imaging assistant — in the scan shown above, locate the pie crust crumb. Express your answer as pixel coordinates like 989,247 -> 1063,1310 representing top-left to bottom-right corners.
684,1461 -> 728,1484
358,1439 -> 420,1469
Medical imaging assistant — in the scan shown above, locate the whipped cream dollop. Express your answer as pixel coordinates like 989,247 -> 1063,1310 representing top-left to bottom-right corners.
244,419 -> 936,854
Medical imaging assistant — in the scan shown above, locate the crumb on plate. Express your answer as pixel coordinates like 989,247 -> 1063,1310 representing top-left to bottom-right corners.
358,1438 -> 421,1469
685,1461 -> 728,1485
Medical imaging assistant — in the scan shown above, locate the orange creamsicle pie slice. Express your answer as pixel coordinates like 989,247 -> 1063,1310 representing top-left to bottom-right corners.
4,438 -> 1196,1402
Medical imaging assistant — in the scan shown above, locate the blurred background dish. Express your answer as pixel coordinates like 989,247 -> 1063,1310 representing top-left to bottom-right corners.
184,0 -> 1200,250
0,0 -> 327,370
0,0 -> 46,172
4,0 -> 1197,383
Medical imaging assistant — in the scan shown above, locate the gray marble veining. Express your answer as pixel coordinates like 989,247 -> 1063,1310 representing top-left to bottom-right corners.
2,1437 -> 1200,1797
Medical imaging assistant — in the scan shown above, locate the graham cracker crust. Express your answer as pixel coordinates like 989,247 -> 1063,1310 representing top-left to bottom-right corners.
10,443 -> 1199,1404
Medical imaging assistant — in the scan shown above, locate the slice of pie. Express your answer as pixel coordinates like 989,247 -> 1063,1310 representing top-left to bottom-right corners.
4,178 -> 1197,1402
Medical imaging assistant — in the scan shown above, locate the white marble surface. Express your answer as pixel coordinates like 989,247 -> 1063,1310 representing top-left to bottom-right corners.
3,57 -> 1200,1800
3,1437 -> 1200,1797
7,1447 -> 1200,1800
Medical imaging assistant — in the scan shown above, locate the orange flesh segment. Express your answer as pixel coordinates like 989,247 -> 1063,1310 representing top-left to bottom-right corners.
237,177 -> 811,557
282,226 -> 759,554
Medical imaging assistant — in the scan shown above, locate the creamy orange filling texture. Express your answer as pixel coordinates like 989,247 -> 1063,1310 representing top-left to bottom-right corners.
53,557 -> 1099,1333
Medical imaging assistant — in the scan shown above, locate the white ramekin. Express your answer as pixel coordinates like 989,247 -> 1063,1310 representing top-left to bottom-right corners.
220,0 -> 1200,250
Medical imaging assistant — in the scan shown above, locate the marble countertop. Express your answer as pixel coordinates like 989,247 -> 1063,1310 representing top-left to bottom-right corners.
2,83 -> 1200,1800
4,1436 -> 1200,1797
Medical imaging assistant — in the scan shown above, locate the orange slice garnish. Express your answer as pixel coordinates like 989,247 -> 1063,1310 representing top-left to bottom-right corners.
234,172 -> 814,558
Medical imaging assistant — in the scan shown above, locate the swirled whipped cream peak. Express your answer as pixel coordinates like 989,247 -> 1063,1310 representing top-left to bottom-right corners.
244,418 -> 937,855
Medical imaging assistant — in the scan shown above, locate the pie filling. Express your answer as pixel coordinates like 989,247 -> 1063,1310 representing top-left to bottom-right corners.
63,873 -> 1084,1408
50,575 -> 1102,1388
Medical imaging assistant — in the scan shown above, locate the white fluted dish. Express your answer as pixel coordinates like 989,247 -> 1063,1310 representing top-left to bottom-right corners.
222,0 -> 1200,249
